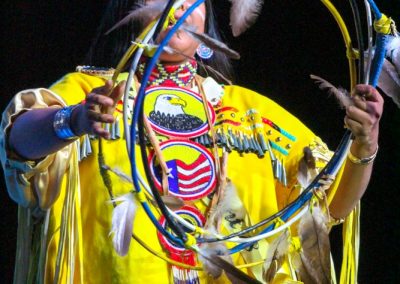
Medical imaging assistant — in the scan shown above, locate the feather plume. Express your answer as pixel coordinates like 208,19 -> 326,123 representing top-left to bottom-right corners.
105,1 -> 165,35
297,206 -> 331,284
198,243 -> 262,284
262,230 -> 290,283
379,35 -> 400,108
386,34 -> 400,61
310,74 -> 352,109
229,0 -> 264,37
207,180 -> 246,229
110,192 -> 137,256
379,59 -> 400,108
181,25 -> 240,59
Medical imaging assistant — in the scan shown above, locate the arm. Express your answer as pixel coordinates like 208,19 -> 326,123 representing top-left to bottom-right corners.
329,84 -> 383,218
9,80 -> 125,160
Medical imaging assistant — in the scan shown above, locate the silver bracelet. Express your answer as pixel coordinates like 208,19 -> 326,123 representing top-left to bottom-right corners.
53,105 -> 79,140
348,145 -> 379,165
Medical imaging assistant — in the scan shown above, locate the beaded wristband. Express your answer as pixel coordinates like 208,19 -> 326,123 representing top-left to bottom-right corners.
53,105 -> 79,140
348,145 -> 379,165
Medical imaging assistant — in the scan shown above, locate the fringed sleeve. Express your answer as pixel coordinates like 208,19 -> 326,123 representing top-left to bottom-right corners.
0,88 -> 73,209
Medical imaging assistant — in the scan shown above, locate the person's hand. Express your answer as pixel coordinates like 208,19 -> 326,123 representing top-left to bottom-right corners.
71,80 -> 126,139
345,84 -> 383,157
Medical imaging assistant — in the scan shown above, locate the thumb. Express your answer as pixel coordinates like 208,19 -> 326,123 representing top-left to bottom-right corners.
103,80 -> 126,115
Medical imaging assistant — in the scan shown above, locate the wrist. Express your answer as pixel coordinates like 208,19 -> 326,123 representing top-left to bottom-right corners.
69,103 -> 87,137
348,144 -> 378,165
352,126 -> 379,156
53,105 -> 81,140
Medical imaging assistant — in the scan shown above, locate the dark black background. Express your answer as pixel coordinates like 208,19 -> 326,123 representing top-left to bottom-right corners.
1,0 -> 399,283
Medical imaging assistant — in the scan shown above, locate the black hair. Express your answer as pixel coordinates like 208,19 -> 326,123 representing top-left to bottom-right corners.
84,0 -> 234,82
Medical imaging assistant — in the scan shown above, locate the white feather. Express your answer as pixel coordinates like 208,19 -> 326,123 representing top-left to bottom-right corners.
386,34 -> 400,61
377,34 -> 400,108
385,34 -> 400,76
229,0 -> 264,37
378,59 -> 400,108
110,192 -> 137,256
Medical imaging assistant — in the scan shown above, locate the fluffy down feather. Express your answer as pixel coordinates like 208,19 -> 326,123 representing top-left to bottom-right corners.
207,180 -> 246,229
229,0 -> 264,36
110,193 -> 137,256
378,35 -> 400,107
198,227 -> 231,279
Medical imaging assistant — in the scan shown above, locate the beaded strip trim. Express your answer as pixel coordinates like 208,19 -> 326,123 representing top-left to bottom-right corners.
76,65 -> 115,77
137,59 -> 198,87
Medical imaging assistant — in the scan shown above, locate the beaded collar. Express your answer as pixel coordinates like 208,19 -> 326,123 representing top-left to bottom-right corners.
137,59 -> 198,87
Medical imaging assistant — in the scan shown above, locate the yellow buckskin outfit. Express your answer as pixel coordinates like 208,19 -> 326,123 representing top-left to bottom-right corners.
0,70 -> 356,284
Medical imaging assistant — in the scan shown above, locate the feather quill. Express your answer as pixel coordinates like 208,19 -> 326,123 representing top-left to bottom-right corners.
181,25 -> 240,59
297,206 -> 331,284
310,74 -> 353,109
262,230 -> 290,283
110,192 -> 137,256
105,1 -> 166,35
229,0 -> 264,37
102,165 -> 132,184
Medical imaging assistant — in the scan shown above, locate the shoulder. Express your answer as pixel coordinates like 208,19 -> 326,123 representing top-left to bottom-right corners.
223,85 -> 298,120
49,70 -> 110,105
